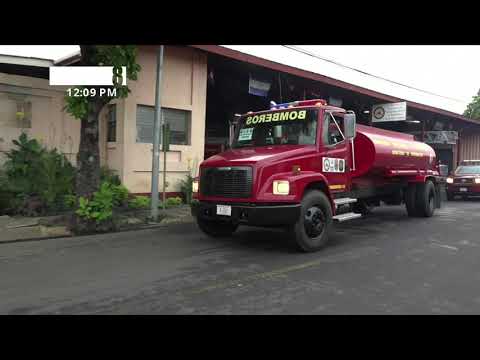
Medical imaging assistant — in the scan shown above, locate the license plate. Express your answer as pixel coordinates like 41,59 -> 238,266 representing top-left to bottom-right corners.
216,205 -> 232,216
460,187 -> 468,192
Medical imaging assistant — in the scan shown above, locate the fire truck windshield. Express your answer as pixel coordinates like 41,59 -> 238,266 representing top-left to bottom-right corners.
232,109 -> 319,148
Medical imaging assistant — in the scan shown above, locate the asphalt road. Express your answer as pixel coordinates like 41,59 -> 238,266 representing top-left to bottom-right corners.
1,199 -> 480,314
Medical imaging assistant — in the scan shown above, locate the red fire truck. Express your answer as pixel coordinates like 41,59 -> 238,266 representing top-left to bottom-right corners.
191,99 -> 442,252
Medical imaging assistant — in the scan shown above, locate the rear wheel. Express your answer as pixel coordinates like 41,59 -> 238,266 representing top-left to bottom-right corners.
415,180 -> 436,217
287,190 -> 332,252
405,183 -> 420,217
196,217 -> 238,237
446,192 -> 454,201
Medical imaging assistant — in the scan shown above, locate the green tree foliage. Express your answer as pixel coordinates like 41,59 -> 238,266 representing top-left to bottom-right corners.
64,45 -> 141,199
464,89 -> 480,120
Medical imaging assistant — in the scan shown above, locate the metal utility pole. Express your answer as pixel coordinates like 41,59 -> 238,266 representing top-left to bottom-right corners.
162,121 -> 169,210
150,45 -> 164,221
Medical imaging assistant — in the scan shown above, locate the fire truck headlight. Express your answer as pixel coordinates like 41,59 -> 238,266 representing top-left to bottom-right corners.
446,177 -> 454,184
273,180 -> 290,195
475,178 -> 480,184
192,179 -> 199,193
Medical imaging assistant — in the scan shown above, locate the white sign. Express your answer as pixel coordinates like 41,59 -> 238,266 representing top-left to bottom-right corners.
372,102 -> 407,122
49,66 -> 127,86
424,131 -> 458,145
322,157 -> 345,173
238,127 -> 254,141
248,75 -> 271,97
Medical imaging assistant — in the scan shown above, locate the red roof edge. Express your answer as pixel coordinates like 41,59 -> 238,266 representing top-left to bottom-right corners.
190,45 -> 479,126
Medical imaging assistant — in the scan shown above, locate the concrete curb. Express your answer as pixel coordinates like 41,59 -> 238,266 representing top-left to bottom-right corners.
0,218 -> 195,246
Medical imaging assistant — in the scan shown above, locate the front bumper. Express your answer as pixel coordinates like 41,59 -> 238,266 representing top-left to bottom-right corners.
447,184 -> 480,196
191,201 -> 301,227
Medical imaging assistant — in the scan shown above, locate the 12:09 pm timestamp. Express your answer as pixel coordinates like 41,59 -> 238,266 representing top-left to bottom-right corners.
66,87 -> 117,97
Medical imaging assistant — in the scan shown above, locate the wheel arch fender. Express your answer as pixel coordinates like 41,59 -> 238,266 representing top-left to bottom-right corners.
293,172 -> 336,214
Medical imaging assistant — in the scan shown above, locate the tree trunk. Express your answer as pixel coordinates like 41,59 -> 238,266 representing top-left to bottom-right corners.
75,102 -> 103,198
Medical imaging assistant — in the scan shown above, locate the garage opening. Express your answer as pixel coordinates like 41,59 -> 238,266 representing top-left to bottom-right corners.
202,50 -> 467,172
204,53 -> 382,159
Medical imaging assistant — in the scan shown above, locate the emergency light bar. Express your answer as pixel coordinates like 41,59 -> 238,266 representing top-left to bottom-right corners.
270,99 -> 327,110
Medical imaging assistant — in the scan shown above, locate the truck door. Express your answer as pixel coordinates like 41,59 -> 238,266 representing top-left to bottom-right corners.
321,112 -> 350,194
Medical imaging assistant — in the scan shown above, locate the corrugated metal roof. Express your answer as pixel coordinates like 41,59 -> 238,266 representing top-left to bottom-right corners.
0,53 -> 53,67
219,45 -> 468,116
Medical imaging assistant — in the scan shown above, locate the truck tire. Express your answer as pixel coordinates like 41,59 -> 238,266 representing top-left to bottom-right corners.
415,180 -> 436,217
196,217 -> 238,238
288,190 -> 333,252
405,183 -> 420,217
446,192 -> 454,201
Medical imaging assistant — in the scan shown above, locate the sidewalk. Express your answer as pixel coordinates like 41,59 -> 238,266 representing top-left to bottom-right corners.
0,205 -> 194,244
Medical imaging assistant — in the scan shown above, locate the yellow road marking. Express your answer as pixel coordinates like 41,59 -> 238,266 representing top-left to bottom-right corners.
185,246 -> 378,296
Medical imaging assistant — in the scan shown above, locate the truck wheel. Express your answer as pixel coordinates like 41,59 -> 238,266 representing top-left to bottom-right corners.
196,217 -> 238,238
446,192 -> 454,201
288,190 -> 332,252
415,180 -> 436,217
405,183 -> 420,217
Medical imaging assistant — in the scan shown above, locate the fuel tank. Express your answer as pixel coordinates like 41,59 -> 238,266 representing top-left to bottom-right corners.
352,124 -> 437,178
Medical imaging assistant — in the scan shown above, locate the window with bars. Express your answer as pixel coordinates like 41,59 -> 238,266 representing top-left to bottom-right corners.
107,104 -> 116,142
136,105 -> 191,145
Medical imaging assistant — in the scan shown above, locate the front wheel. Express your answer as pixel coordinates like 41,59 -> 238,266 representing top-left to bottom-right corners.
287,190 -> 333,252
196,217 -> 238,237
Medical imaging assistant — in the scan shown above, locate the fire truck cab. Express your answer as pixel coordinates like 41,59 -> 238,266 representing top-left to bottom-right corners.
191,99 -> 442,252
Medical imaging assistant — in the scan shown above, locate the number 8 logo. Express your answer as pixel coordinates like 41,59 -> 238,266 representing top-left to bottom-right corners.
112,66 -> 123,87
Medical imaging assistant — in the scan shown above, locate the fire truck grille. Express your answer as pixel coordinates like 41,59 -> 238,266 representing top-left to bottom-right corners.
200,166 -> 253,198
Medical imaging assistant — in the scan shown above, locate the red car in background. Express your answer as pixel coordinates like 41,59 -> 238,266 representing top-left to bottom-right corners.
446,160 -> 480,200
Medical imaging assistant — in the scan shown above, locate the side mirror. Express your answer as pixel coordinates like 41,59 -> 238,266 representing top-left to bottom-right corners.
438,164 -> 449,177
228,114 -> 242,148
344,111 -> 357,139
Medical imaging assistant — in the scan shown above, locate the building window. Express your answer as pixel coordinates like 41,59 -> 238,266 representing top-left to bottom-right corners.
0,93 -> 32,128
107,104 -> 116,142
136,105 -> 191,145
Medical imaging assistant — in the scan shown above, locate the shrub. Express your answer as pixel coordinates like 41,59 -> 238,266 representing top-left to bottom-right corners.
110,183 -> 129,206
128,195 -> 151,209
75,182 -> 114,224
165,196 -> 183,207
63,194 -> 77,210
100,166 -> 121,186
180,174 -> 194,205
37,149 -> 76,211
3,133 -> 75,215
0,171 -> 14,215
